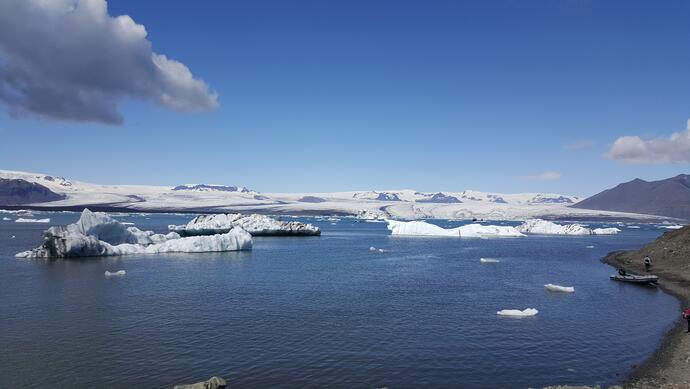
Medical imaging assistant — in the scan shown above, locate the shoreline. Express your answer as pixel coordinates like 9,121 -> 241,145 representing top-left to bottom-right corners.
603,249 -> 690,388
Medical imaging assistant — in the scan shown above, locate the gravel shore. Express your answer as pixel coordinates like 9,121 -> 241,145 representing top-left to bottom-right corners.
601,226 -> 690,389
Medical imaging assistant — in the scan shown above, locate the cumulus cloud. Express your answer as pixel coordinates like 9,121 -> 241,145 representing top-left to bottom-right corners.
606,120 -> 690,164
518,171 -> 562,181
0,0 -> 218,124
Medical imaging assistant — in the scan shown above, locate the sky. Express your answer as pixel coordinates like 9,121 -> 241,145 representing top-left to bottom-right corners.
0,0 -> 689,196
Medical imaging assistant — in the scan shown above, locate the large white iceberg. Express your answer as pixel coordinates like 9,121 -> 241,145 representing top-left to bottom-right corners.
16,209 -> 252,259
169,213 -> 320,236
517,219 -> 619,236
386,220 -> 524,238
497,308 -> 539,317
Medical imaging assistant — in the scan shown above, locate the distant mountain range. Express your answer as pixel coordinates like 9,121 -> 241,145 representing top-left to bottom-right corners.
572,174 -> 690,220
0,169 -> 667,221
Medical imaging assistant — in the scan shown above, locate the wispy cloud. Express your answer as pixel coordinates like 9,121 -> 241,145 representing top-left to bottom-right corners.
518,171 -> 562,181
563,140 -> 593,151
606,120 -> 690,164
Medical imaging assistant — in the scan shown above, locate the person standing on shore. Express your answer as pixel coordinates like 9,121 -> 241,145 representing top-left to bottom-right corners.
644,255 -> 652,272
683,308 -> 690,333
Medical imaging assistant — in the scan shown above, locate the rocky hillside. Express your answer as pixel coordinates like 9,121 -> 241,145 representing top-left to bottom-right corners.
572,175 -> 690,220
0,178 -> 66,205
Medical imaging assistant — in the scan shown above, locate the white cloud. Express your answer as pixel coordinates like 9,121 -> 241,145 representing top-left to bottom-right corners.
606,120 -> 690,164
518,171 -> 562,181
0,0 -> 218,124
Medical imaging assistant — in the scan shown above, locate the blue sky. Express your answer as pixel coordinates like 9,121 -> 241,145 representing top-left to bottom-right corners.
1,0 -> 689,196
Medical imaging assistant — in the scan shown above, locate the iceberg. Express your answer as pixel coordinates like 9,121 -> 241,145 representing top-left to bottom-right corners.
169,213 -> 320,236
387,220 -> 458,236
544,283 -> 575,293
664,225 -> 684,230
480,258 -> 500,263
457,223 -> 525,238
517,219 -> 590,235
497,308 -> 539,317
591,227 -> 621,235
105,270 -> 126,277
16,218 -> 50,223
15,209 -> 252,259
386,220 -> 524,238
517,219 -> 620,236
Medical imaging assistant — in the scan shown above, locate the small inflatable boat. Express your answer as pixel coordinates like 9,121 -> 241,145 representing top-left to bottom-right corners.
610,274 -> 659,285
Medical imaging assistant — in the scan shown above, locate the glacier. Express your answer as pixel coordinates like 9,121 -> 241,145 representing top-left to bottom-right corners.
15,209 -> 252,259
169,213 -> 320,236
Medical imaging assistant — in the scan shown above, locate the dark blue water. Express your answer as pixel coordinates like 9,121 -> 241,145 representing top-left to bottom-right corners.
0,212 -> 679,388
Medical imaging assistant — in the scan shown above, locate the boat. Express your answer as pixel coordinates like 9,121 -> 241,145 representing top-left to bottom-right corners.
610,273 -> 659,285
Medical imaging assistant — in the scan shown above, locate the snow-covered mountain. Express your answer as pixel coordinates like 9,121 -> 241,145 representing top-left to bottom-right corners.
0,169 -> 668,221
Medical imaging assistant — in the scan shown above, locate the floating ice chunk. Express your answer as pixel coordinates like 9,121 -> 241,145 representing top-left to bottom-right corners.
592,227 -> 621,235
369,246 -> 385,253
665,225 -> 684,230
480,258 -> 500,263
170,213 -> 320,236
627,225 -> 641,229
458,224 -> 525,238
544,283 -> 575,293
11,235 -> 15,239
105,270 -> 126,277
2,217 -> 11,221
517,219 -> 620,235
387,220 -> 458,236
517,219 -> 591,235
16,218 -> 50,223
15,209 -> 253,259
586,245 -> 594,249
387,220 -> 524,238
497,308 -> 539,317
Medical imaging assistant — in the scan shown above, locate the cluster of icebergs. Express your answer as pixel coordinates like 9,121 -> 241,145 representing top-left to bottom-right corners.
386,219 -> 621,238
16,209 -> 253,259
169,213 -> 320,236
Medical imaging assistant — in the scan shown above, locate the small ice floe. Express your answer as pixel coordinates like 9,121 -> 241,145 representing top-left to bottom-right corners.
121,222 -> 135,226
15,218 -> 50,223
497,308 -> 538,317
544,283 -> 575,293
627,225 -> 641,229
480,258 -> 500,263
369,246 -> 386,253
10,235 -> 16,239
665,225 -> 684,230
586,245 -> 594,249
105,270 -> 126,277
2,217 -> 11,221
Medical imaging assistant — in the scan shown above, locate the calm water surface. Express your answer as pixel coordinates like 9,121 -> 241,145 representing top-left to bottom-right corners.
0,212 -> 680,388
